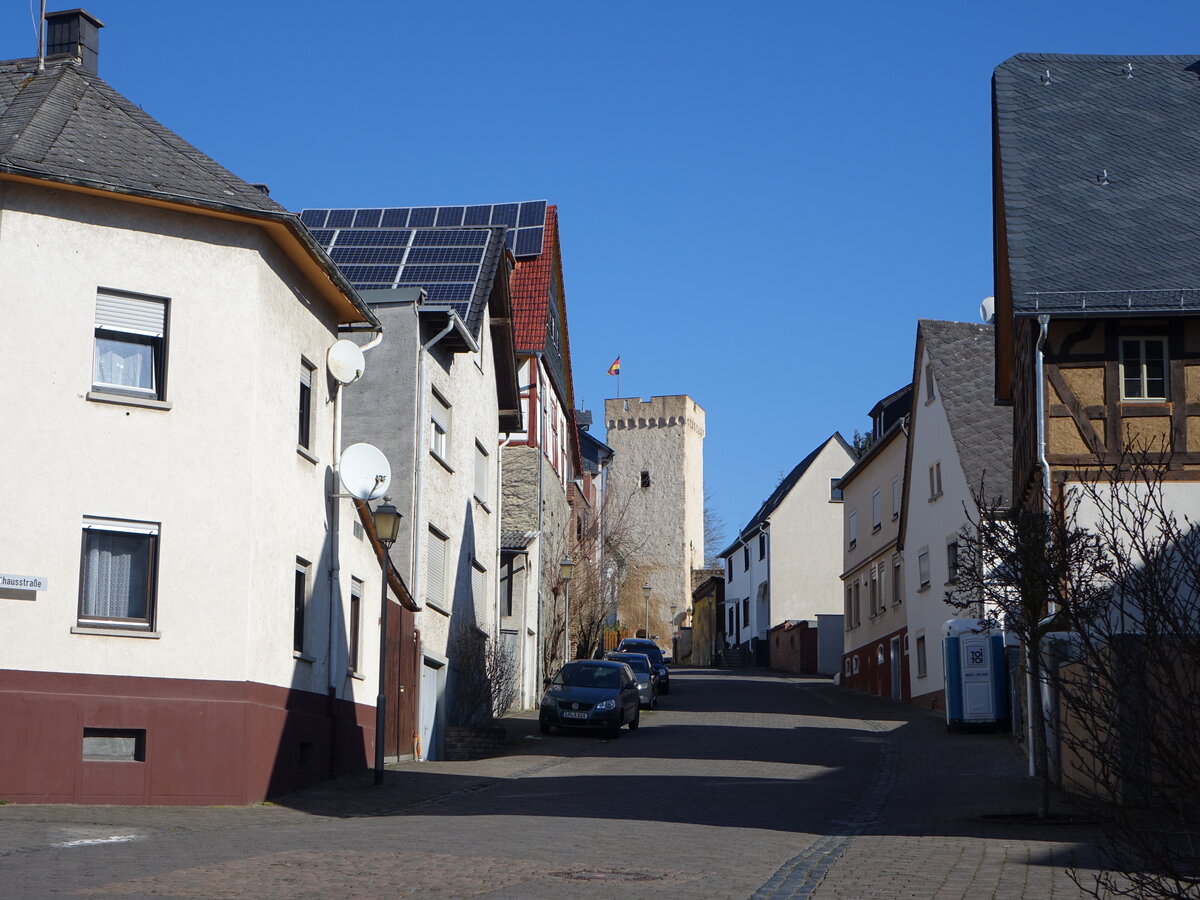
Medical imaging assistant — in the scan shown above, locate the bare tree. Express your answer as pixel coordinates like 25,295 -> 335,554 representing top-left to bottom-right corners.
946,486 -> 1107,820
449,627 -> 519,727
1054,453 -> 1200,900
704,489 -> 726,568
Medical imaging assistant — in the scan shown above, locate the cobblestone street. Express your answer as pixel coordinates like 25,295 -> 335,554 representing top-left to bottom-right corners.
0,669 -> 1105,898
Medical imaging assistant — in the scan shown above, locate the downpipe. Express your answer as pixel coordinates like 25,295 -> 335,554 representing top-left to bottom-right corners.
1028,314 -> 1051,778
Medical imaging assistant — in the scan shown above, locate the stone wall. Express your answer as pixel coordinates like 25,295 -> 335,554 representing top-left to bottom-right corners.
443,725 -> 506,761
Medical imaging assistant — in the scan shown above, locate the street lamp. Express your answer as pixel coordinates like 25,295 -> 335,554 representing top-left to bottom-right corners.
560,558 -> 575,662
643,582 -> 651,636
670,603 -> 678,628
372,499 -> 402,786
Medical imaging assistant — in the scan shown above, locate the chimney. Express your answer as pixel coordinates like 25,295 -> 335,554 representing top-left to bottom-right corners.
45,9 -> 105,74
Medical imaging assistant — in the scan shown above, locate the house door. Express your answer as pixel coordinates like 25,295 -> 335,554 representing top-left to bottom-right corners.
419,660 -> 441,761
890,637 -> 902,699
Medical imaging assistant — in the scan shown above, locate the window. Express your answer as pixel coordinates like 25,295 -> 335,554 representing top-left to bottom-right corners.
79,519 -> 159,629
82,727 -> 145,762
472,560 -> 487,609
928,461 -> 942,500
848,509 -> 857,549
759,533 -> 766,560
474,441 -> 489,501
349,577 -> 363,672
872,490 -> 882,531
845,584 -> 854,628
743,545 -> 750,571
640,470 -> 651,489
294,558 -> 309,653
1120,337 -> 1168,400
844,658 -> 851,676
852,655 -> 860,674
742,596 -> 749,623
853,579 -> 861,627
892,555 -> 902,605
916,635 -> 927,678
91,291 -> 168,401
831,478 -> 843,501
726,556 -> 733,583
891,477 -> 901,519
946,540 -> 959,583
426,528 -> 448,609
298,360 -> 315,450
918,548 -> 930,590
869,566 -> 879,616
729,607 -> 736,635
430,390 -> 451,461
924,363 -> 935,403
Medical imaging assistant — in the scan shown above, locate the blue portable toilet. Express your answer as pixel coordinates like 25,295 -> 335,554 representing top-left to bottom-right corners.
944,618 -> 1009,732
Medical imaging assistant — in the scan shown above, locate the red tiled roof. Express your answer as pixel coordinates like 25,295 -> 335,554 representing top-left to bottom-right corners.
510,204 -> 556,352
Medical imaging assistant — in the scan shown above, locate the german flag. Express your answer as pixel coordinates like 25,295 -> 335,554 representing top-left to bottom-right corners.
607,356 -> 620,376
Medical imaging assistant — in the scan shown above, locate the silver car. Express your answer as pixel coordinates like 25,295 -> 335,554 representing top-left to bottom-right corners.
606,652 -> 658,709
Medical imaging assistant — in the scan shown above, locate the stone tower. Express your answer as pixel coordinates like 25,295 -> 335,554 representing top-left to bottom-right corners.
604,395 -> 705,642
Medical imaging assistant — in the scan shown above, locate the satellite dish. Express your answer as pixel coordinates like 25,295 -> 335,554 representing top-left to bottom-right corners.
339,443 -> 391,500
980,296 -> 996,324
328,339 -> 366,385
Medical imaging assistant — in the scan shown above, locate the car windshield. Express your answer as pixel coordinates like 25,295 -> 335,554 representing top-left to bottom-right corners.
611,656 -> 649,673
620,642 -> 663,663
554,665 -> 621,689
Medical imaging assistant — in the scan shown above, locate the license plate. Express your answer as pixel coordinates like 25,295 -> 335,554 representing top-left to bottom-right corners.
562,710 -> 587,719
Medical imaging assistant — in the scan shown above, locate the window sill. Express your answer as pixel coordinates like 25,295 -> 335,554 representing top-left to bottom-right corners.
348,669 -> 365,681
72,625 -> 160,639
916,672 -> 927,679
474,497 -> 491,513
293,651 -> 315,663
86,391 -> 172,411
927,493 -> 943,503
426,600 -> 451,617
917,583 -> 930,593
431,452 -> 454,474
297,444 -> 320,464
848,541 -> 857,551
892,513 -> 899,521
871,525 -> 881,534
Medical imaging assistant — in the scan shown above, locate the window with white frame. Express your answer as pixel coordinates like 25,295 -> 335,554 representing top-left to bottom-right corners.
426,528 -> 448,609
349,577 -> 363,672
430,390 -> 451,462
872,490 -> 882,531
928,461 -> 942,500
891,477 -> 900,519
848,509 -> 857,549
918,547 -> 930,590
294,558 -> 309,653
79,518 -> 159,629
924,362 -> 935,403
946,539 -> 959,583
474,441 -> 489,501
91,291 -> 168,401
831,478 -> 843,501
298,360 -> 315,451
1120,337 -> 1168,400
916,635 -> 927,678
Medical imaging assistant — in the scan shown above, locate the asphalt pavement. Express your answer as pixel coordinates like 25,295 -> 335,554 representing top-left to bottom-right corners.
0,668 -> 1106,898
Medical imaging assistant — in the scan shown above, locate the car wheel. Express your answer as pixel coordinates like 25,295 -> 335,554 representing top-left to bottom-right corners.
540,721 -> 551,735
629,709 -> 640,731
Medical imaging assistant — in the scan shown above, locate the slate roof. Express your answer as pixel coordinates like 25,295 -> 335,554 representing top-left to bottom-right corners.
919,320 -> 1012,505
719,433 -> 853,558
0,58 -> 284,215
501,530 -> 538,551
995,54 -> 1200,315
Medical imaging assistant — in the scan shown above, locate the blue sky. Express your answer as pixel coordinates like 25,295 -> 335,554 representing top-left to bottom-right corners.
4,0 -> 1195,537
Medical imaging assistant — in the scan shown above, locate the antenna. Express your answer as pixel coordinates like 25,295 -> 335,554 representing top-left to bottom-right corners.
980,296 -> 995,324
327,339 -> 366,385
36,0 -> 46,72
339,443 -> 391,500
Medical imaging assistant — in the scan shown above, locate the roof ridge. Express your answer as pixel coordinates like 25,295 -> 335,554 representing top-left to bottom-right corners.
4,66 -> 89,164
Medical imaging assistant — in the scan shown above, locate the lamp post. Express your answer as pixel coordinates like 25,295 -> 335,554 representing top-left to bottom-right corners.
560,558 -> 575,662
372,499 -> 402,786
643,582 -> 651,637
670,603 -> 678,628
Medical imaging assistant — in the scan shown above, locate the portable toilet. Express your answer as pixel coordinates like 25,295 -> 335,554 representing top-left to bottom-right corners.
944,618 -> 1009,731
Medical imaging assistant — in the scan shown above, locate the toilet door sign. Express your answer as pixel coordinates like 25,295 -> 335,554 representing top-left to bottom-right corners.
0,573 -> 47,590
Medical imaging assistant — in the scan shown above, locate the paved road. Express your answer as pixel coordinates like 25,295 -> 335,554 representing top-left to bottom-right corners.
0,669 -> 1104,898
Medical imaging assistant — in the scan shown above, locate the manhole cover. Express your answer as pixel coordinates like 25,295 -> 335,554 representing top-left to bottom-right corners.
549,870 -> 664,882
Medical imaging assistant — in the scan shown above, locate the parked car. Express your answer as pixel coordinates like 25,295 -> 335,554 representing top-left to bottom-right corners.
539,659 -> 641,737
616,638 -> 670,694
605,652 -> 658,708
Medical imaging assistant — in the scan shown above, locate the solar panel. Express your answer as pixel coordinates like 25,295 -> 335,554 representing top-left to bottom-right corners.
298,200 -> 550,322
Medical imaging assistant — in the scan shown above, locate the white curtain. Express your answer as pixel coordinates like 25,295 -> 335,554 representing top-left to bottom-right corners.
83,531 -> 148,619
94,337 -> 153,392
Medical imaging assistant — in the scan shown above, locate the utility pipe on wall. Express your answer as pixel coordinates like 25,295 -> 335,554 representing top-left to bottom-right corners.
1028,313 -> 1052,779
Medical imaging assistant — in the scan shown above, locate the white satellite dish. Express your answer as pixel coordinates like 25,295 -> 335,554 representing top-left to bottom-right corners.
327,339 -> 366,385
339,443 -> 391,500
980,296 -> 996,324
